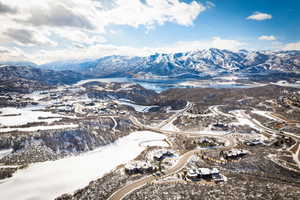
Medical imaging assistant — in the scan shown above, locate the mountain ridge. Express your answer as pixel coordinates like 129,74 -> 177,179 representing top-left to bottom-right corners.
38,48 -> 300,77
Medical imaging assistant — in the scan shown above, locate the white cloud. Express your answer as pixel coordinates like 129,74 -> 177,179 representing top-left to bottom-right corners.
0,0 -> 206,36
0,47 -> 27,62
0,0 -> 208,61
1,28 -> 57,46
103,0 -> 206,28
54,30 -> 106,45
163,37 -> 246,52
20,37 -> 246,64
258,35 -> 277,41
282,41 -> 300,50
247,12 -> 272,21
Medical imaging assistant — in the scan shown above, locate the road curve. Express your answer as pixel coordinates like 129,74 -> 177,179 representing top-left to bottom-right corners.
108,104 -> 237,200
107,150 -> 198,200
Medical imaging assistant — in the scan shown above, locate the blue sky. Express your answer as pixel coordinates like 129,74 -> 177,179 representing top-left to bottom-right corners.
0,0 -> 299,64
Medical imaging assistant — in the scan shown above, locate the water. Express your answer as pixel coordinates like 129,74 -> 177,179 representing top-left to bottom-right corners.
74,77 -> 260,93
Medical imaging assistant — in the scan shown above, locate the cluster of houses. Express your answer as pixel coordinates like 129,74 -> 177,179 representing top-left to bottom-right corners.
186,167 -> 225,183
124,160 -> 156,175
220,149 -> 249,160
45,95 -> 126,115
125,149 -> 177,175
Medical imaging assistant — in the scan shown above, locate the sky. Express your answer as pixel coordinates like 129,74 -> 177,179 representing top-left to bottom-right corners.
0,0 -> 299,64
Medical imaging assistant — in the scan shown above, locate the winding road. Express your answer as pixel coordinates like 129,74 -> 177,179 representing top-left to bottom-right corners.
107,150 -> 198,200
108,103 -> 236,200
109,103 -> 300,200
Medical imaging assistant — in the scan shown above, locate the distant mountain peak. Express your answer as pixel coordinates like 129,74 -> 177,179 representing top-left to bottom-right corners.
38,49 -> 300,77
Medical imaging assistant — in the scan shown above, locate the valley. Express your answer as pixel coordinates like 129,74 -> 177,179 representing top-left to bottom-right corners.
1,0 -> 300,199
0,70 -> 300,199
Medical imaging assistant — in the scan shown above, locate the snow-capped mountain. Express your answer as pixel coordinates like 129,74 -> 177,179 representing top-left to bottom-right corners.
39,49 -> 300,77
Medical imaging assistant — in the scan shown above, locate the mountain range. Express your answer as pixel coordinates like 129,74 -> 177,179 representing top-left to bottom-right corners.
1,48 -> 300,93
38,48 -> 300,78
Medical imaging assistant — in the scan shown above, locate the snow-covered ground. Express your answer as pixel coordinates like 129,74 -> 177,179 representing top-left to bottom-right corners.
118,101 -> 158,112
160,122 -> 179,131
140,140 -> 169,147
0,131 -> 166,200
0,124 -> 79,133
194,130 -> 229,135
273,80 -> 300,88
230,110 -> 263,131
252,110 -> 282,121
0,149 -> 12,159
74,78 -> 129,86
0,106 -> 62,127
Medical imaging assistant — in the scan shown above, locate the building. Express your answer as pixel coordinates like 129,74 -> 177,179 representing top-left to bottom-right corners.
221,149 -> 248,160
186,167 -> 223,182
125,160 -> 156,175
244,139 -> 264,146
152,149 -> 175,161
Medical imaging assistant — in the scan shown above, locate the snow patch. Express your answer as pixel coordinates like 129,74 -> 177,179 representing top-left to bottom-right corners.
0,106 -> 62,127
0,131 -> 166,200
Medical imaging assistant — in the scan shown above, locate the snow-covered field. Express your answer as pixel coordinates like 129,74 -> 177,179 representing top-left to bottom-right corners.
118,101 -> 158,112
194,130 -> 229,135
160,122 -> 179,131
140,140 -> 169,147
230,110 -> 263,131
0,124 -> 79,133
0,106 -> 62,127
0,149 -> 12,159
0,131 -> 166,200
252,110 -> 281,121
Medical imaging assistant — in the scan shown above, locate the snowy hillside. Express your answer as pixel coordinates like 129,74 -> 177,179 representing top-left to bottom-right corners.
38,49 -> 300,78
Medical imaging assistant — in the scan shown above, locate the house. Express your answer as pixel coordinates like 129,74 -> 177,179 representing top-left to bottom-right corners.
244,139 -> 264,146
186,167 -> 223,182
125,160 -> 156,175
153,149 -> 175,161
221,149 -> 248,160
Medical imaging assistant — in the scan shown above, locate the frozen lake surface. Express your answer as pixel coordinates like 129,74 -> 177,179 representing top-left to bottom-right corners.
0,131 -> 166,200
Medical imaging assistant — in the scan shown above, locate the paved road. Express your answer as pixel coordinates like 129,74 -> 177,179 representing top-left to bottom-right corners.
209,105 -> 234,118
157,102 -> 192,129
129,115 -> 236,148
107,150 -> 199,200
240,110 -> 300,168
109,105 -> 300,200
240,110 -> 300,140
